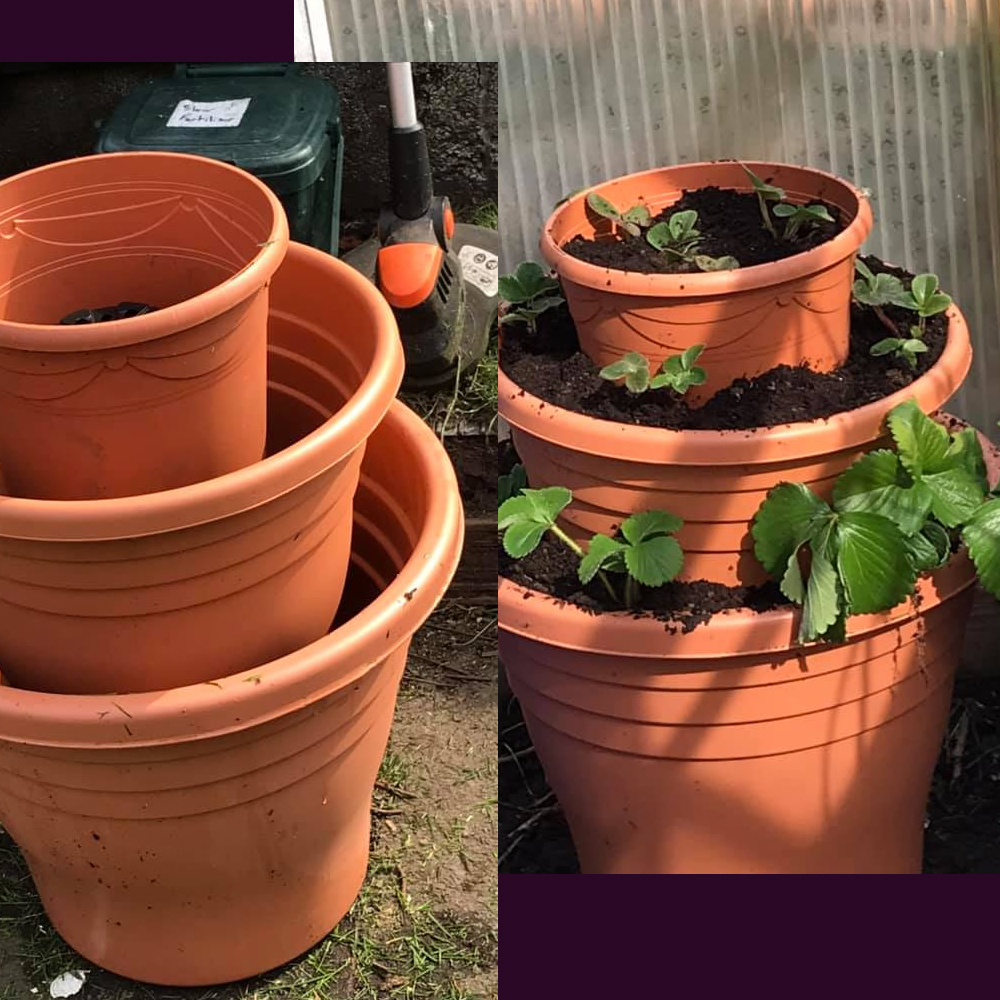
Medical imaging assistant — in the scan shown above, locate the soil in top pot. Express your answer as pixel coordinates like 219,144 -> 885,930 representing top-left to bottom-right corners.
562,185 -> 843,274
500,256 -> 947,431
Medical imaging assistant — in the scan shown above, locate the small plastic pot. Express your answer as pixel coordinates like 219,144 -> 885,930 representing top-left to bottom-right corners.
540,161 -> 873,402
0,152 -> 289,499
500,305 -> 971,586
0,242 -> 403,694
0,400 -> 464,985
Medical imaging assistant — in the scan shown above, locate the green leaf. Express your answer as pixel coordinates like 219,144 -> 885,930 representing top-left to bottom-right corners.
741,164 -> 785,200
906,522 -> 951,572
502,521 -> 549,558
578,534 -> 626,584
780,544 -> 807,604
802,546 -> 842,643
680,344 -> 705,370
946,427 -> 989,492
922,467 -> 986,527
498,464 -> 527,504
498,262 -> 558,304
622,204 -> 651,228
772,203 -> 798,218
921,292 -> 952,316
498,487 -> 572,531
887,399 -> 951,476
832,450 -> 932,536
694,254 -> 740,272
586,192 -> 621,221
855,257 -> 875,283
620,510 -> 684,543
870,337 -> 903,356
624,535 -> 684,587
599,351 -> 648,382
910,273 -> 937,306
751,483 -> 833,579
835,511 -> 915,615
963,499 -> 1000,600
921,522 -> 952,565
625,364 -> 650,394
902,339 -> 928,354
646,222 -> 673,252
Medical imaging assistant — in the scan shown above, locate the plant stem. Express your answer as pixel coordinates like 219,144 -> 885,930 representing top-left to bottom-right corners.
624,575 -> 640,609
872,305 -> 899,337
757,194 -> 777,239
549,524 -> 620,604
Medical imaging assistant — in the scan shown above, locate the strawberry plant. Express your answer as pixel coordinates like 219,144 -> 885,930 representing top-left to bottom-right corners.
772,202 -> 834,240
499,486 -> 684,608
742,164 -> 785,239
751,400 -> 995,644
498,262 -> 564,334
599,345 -> 707,396
646,209 -> 739,272
585,192 -> 652,237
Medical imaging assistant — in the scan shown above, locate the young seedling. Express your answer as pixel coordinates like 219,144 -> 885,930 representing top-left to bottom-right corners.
585,192 -> 651,237
498,262 -> 565,334
646,210 -> 739,272
742,164 -> 785,239
869,334 -> 928,370
578,510 -> 684,608
599,345 -> 707,396
772,202 -> 834,241
752,400 -> 991,644
905,273 -> 952,339
499,487 -> 685,608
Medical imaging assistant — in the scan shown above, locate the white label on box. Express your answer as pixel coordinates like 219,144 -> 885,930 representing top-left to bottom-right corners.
166,98 -> 251,128
458,244 -> 498,298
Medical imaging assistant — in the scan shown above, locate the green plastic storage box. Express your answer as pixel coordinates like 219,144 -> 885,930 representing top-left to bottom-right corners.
95,64 -> 343,255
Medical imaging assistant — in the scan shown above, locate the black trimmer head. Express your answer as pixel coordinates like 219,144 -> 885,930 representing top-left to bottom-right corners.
343,63 -> 497,391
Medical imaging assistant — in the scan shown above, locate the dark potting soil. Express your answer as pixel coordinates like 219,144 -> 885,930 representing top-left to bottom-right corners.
499,257 -> 949,431
499,531 -> 787,631
562,185 -> 843,274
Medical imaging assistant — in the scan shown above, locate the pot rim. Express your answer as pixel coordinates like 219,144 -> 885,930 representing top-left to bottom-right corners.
539,159 -> 873,296
0,242 -> 404,539
498,553 -> 976,659
0,152 -> 289,353
499,303 -> 971,466
0,402 -> 463,748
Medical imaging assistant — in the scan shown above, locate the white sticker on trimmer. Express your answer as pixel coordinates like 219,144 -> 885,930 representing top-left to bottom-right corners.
458,245 -> 499,298
166,98 -> 251,128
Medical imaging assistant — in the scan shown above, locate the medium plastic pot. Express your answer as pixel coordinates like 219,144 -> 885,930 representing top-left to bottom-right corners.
0,400 -> 464,985
0,152 -> 289,499
0,242 -> 403,695
500,305 -> 971,586
540,161 -> 873,402
500,554 -> 976,875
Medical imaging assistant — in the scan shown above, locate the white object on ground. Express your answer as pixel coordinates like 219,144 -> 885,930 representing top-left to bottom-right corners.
49,971 -> 87,998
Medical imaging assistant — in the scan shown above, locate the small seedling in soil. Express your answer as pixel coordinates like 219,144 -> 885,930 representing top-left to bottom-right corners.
585,192 -> 651,237
742,164 -> 785,239
499,463 -> 527,504
498,262 -> 565,333
646,210 -> 739,272
870,333 -> 928,370
905,272 -> 952,338
499,486 -> 684,608
752,400 -> 995,644
772,202 -> 835,241
599,345 -> 707,396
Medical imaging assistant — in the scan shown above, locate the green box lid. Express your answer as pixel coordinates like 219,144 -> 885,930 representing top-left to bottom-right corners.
96,71 -> 340,196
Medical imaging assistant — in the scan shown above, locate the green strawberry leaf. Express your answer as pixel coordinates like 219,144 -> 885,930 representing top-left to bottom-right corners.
801,546 -> 842,643
498,464 -> 527,504
887,400 -> 951,476
498,487 -> 572,531
694,254 -> 740,272
946,427 -> 989,491
620,510 -> 684,543
922,466 -> 987,527
835,511 -> 915,615
502,521 -> 549,558
870,337 -> 903,356
680,345 -> 705,370
578,534 -> 626,584
751,483 -> 833,580
963,499 -> 1000,601
586,192 -> 621,221
646,222 -> 672,252
623,534 -> 684,587
832,450 -> 932,536
622,204 -> 651,228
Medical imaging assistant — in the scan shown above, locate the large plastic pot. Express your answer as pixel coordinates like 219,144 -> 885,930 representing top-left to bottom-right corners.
500,305 -> 970,586
0,242 -> 403,694
0,152 -> 289,499
0,400 -> 464,984
540,161 -> 872,403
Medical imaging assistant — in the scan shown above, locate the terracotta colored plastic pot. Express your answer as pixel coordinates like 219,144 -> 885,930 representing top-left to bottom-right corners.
500,305 -> 971,586
540,161 -> 873,402
0,242 -> 403,695
0,152 -> 289,499
500,551 -> 976,874
0,400 -> 463,985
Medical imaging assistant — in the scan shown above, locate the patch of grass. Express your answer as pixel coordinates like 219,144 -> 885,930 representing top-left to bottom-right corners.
462,203 -> 498,230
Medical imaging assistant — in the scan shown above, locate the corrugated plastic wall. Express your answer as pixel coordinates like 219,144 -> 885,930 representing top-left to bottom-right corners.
299,0 -> 1000,430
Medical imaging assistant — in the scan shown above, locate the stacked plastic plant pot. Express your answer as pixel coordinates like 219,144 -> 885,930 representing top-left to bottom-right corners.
499,160 -> 1000,875
0,152 -> 463,984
